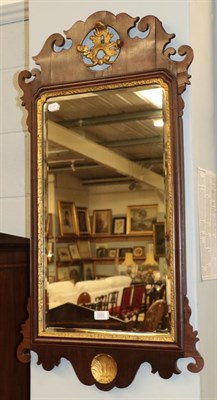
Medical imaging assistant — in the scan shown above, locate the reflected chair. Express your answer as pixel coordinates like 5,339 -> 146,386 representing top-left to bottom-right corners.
130,285 -> 145,323
95,294 -> 108,310
148,286 -> 160,306
107,291 -> 119,314
146,282 -> 166,310
159,283 -> 166,301
116,286 -> 133,320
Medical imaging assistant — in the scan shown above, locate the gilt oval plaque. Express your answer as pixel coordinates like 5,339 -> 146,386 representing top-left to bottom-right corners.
91,353 -> 118,384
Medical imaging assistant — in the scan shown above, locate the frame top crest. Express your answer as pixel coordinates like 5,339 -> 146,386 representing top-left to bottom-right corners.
20,12 -> 193,98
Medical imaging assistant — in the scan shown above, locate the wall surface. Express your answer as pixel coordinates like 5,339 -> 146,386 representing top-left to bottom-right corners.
0,0 -> 216,399
0,2 -> 30,237
189,2 -> 217,400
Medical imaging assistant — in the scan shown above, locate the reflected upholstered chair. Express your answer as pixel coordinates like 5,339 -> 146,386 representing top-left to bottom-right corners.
95,294 -> 108,310
107,291 -> 119,314
114,286 -> 133,319
130,284 -> 145,322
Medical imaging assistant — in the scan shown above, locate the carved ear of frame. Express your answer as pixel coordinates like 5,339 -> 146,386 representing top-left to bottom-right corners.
18,11 -> 203,391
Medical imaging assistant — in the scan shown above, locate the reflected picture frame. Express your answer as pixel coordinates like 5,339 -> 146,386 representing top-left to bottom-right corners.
57,266 -> 70,281
69,265 -> 83,282
96,247 -> 108,258
119,247 -> 133,258
92,209 -> 112,235
76,207 -> 91,235
69,243 -> 81,260
77,240 -> 91,259
154,222 -> 166,257
133,246 -> 145,258
58,201 -> 79,237
112,217 -> 126,235
46,213 -> 53,237
57,247 -> 71,262
127,204 -> 158,235
108,248 -> 118,259
83,263 -> 95,280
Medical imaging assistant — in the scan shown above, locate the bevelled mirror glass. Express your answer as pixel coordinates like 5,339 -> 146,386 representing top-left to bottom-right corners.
42,79 -> 172,340
18,12 -> 203,390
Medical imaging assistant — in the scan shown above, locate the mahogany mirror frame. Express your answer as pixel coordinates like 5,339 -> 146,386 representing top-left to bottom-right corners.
18,11 -> 204,390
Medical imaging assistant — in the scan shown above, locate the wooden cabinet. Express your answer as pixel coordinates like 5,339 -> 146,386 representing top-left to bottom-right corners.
0,233 -> 30,400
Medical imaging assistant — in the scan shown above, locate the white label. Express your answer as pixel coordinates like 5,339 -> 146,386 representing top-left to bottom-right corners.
94,311 -> 109,320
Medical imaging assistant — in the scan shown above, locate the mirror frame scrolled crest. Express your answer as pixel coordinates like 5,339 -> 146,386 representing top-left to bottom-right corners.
18,11 -> 204,390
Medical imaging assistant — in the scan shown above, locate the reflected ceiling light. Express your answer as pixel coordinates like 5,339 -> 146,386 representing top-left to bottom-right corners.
70,161 -> 76,171
153,119 -> 164,127
48,102 -> 60,112
48,93 -> 98,103
135,88 -> 163,108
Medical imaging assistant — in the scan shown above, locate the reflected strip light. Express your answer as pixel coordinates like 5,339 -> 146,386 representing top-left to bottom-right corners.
135,87 -> 163,108
153,119 -> 164,127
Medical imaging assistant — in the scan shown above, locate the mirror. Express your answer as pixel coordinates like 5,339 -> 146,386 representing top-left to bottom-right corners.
18,12 -> 203,389
43,81 -> 172,338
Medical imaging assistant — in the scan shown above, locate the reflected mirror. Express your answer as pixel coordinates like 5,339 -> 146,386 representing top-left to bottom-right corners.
42,80 -> 173,339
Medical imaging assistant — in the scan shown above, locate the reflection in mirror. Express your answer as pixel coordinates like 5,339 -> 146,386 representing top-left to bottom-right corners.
42,80 -> 173,339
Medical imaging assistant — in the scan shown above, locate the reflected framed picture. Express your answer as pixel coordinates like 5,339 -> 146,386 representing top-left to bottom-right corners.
112,217 -> 126,235
153,222 -> 166,257
46,213 -> 53,237
92,209 -> 112,235
133,246 -> 145,258
68,265 -> 83,283
83,263 -> 95,280
76,207 -> 91,235
57,267 -> 70,281
48,263 -> 56,282
119,247 -> 133,258
96,247 -> 108,258
69,243 -> 81,260
108,248 -> 118,259
58,201 -> 79,237
57,247 -> 71,262
127,204 -> 158,235
77,240 -> 91,259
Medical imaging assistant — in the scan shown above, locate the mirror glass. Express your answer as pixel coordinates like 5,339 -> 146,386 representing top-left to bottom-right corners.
39,78 -> 174,341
